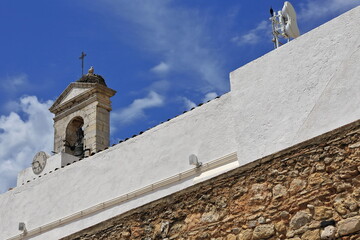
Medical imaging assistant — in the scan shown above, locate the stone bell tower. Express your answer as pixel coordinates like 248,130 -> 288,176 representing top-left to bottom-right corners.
49,67 -> 116,156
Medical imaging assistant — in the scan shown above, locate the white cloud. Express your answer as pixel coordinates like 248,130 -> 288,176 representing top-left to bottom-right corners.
0,96 -> 54,193
232,20 -> 269,46
100,1 -> 227,92
202,92 -> 218,102
231,0 -> 359,47
3,100 -> 21,112
151,62 -> 170,74
112,91 -> 164,124
182,97 -> 197,110
148,80 -> 171,93
298,0 -> 359,21
1,74 -> 29,93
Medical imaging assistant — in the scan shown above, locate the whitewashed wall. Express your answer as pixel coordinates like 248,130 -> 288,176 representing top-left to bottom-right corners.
17,152 -> 79,186
230,6 -> 360,165
1,6 -> 360,240
0,94 -> 237,240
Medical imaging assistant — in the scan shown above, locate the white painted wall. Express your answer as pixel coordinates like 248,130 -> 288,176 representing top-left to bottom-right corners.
1,6 -> 360,240
230,6 -> 360,165
0,94 -> 237,240
17,152 -> 79,186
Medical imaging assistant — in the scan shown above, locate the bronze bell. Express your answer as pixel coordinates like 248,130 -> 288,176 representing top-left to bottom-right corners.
74,143 -> 84,158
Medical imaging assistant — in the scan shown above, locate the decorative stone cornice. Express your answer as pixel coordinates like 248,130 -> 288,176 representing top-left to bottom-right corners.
49,82 -> 116,115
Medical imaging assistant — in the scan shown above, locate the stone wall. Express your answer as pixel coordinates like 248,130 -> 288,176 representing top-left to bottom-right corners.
62,120 -> 360,240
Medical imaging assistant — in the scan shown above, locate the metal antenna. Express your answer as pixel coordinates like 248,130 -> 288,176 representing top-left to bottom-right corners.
79,52 -> 87,76
269,1 -> 300,49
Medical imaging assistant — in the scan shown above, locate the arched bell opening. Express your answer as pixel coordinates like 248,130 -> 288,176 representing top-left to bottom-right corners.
64,116 -> 84,157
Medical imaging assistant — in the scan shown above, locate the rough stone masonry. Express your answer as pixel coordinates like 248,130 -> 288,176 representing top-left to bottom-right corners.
63,120 -> 360,240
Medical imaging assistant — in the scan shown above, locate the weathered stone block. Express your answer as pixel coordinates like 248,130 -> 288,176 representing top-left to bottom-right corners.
337,216 -> 360,236
275,221 -> 286,233
290,211 -> 312,230
201,209 -> 220,223
226,233 -> 237,240
237,229 -> 253,240
252,224 -> 275,239
249,183 -> 272,204
314,207 -> 333,220
272,184 -> 287,199
320,225 -> 336,239
289,178 -> 307,193
301,229 -> 320,240
334,202 -> 348,215
308,172 -> 327,185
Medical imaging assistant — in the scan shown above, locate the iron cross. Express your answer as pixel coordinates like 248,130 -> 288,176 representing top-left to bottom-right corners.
79,52 -> 87,76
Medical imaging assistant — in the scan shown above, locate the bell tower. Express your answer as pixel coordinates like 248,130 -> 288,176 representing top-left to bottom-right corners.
49,67 -> 116,156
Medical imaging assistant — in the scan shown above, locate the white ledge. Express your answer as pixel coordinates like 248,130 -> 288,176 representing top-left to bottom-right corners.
8,152 -> 237,240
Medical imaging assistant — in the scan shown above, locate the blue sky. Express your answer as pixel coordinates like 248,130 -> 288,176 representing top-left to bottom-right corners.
0,0 -> 358,193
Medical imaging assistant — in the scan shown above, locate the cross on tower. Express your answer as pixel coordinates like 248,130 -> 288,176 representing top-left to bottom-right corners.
79,52 -> 87,76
